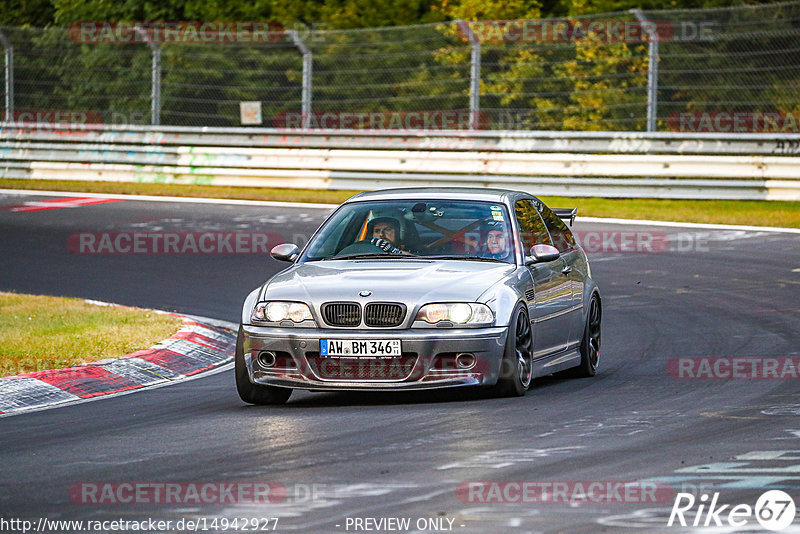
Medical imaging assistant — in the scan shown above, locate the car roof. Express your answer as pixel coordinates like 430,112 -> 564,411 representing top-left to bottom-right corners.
344,187 -> 529,204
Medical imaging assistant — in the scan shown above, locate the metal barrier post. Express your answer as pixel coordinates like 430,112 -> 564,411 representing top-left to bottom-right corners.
632,10 -> 659,132
470,39 -> 481,130
134,26 -> 161,126
0,30 -> 13,121
465,22 -> 481,130
288,30 -> 312,129
456,21 -> 482,130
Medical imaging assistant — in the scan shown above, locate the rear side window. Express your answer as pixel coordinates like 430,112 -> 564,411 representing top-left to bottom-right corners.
537,203 -> 577,252
514,200 -> 551,253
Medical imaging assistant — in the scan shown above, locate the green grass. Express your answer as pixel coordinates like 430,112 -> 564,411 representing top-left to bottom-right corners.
0,178 -> 361,205
2,178 -> 800,228
0,291 -> 183,377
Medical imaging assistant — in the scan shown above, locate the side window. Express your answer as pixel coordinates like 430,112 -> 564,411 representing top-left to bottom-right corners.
514,199 -> 551,254
538,205 -> 577,252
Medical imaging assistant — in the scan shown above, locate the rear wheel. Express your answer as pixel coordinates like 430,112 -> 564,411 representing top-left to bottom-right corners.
235,326 -> 292,405
494,304 -> 533,397
562,294 -> 601,378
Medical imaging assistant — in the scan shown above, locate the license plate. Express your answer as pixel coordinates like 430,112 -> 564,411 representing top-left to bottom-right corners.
320,339 -> 402,358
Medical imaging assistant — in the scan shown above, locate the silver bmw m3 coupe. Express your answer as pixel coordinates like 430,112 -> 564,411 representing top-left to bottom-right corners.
236,188 -> 601,404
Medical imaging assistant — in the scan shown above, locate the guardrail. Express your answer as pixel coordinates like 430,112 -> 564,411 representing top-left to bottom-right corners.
2,124 -> 800,200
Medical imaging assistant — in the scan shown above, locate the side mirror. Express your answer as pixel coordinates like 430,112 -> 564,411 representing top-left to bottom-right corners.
270,243 -> 300,262
525,244 -> 560,265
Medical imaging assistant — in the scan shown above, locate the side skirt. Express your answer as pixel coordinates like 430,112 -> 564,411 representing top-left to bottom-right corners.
533,349 -> 581,378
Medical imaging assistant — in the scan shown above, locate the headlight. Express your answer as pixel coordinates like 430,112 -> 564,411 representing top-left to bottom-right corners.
415,303 -> 494,325
252,301 -> 314,324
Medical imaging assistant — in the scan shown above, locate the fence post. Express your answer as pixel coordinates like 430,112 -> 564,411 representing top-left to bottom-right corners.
456,21 -> 481,130
288,30 -> 312,129
134,26 -> 161,126
468,23 -> 482,130
0,30 -> 13,122
631,10 -> 659,132
470,36 -> 481,130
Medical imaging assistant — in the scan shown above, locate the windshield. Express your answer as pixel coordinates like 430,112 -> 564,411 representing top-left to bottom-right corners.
300,200 -> 516,263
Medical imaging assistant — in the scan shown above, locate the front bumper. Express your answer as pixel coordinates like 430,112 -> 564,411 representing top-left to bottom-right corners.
241,325 -> 508,391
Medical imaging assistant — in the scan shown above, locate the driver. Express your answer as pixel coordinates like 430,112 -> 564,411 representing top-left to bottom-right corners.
482,222 -> 512,261
367,217 -> 405,255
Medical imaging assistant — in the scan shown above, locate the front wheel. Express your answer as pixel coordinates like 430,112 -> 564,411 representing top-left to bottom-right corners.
235,326 -> 292,405
494,304 -> 533,397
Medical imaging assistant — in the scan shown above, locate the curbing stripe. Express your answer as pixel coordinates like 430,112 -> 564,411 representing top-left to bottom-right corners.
0,377 -> 80,412
98,357 -> 182,385
20,365 -> 141,399
171,330 -> 234,352
0,315 -> 236,417
139,338 -> 232,376
25,366 -> 143,399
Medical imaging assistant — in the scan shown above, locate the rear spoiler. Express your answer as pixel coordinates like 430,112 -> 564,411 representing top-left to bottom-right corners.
553,208 -> 577,226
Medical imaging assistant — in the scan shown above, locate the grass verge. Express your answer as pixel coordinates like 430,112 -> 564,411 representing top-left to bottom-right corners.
2,179 -> 800,228
0,291 -> 183,377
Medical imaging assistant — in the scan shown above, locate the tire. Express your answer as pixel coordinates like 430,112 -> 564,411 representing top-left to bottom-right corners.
494,304 -> 533,397
235,326 -> 292,405
562,293 -> 601,378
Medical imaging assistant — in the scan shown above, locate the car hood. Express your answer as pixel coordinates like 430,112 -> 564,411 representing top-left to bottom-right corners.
262,259 -> 516,304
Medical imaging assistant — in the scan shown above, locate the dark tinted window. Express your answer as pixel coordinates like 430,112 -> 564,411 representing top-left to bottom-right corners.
300,200 -> 515,262
537,202 -> 577,252
514,199 -> 551,253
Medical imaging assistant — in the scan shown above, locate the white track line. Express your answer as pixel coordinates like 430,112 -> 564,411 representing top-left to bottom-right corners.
0,188 -> 338,210
579,216 -> 800,234
3,188 -> 799,234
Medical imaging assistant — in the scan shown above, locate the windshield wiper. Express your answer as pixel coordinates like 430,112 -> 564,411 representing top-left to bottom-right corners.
423,255 -> 509,263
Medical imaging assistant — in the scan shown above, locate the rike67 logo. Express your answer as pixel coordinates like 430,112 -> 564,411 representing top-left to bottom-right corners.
668,490 -> 796,531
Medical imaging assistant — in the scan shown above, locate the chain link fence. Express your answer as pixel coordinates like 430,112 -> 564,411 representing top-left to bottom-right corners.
1,0 -> 799,131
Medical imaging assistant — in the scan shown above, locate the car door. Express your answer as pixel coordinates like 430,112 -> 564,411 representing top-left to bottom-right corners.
537,202 -> 586,349
514,199 -> 573,356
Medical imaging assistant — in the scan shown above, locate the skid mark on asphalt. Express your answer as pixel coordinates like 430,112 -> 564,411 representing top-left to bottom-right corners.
531,413 -> 665,439
437,447 -> 581,470
232,212 -> 323,226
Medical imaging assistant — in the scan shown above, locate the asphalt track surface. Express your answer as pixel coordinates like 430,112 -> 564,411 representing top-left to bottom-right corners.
1,191 -> 799,534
